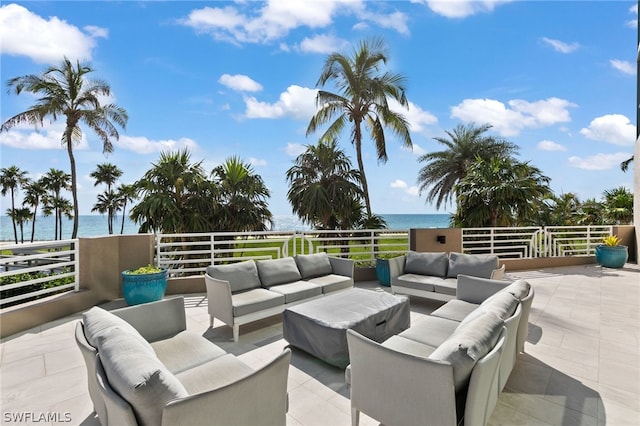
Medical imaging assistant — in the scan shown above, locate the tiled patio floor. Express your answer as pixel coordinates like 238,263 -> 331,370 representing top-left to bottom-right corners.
1,264 -> 639,425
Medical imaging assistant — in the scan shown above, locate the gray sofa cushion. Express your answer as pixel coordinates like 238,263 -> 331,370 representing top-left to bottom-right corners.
82,306 -> 153,352
430,299 -> 478,323
266,281 -> 322,303
504,279 -> 531,300
404,251 -> 448,277
257,257 -> 302,287
176,354 -> 254,395
459,291 -> 518,327
429,311 -> 503,392
398,315 -> 460,348
456,274 -> 510,304
295,252 -> 333,279
150,330 -> 227,374
206,260 -> 261,293
395,274 -> 438,292
305,274 -> 353,293
232,288 -> 284,317
96,326 -> 188,426
447,252 -> 498,279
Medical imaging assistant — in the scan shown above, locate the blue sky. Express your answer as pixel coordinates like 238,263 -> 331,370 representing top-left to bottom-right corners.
0,0 -> 637,217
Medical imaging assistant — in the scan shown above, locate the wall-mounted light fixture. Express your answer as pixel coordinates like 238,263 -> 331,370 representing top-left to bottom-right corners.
436,235 -> 446,244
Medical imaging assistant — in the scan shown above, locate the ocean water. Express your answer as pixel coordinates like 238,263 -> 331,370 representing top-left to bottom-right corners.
0,213 -> 451,242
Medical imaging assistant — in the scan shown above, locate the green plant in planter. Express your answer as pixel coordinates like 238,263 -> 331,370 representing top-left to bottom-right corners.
595,235 -> 628,268
124,264 -> 163,275
602,236 -> 621,247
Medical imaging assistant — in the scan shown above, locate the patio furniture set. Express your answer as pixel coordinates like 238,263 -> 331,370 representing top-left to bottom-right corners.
75,251 -> 534,426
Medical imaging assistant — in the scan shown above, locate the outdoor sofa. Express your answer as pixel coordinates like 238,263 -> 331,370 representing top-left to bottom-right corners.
389,251 -> 505,301
346,276 -> 534,426
75,297 -> 291,426
205,252 -> 354,341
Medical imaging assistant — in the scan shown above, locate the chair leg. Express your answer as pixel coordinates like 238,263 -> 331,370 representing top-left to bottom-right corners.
233,324 -> 240,342
209,315 -> 214,327
351,407 -> 360,426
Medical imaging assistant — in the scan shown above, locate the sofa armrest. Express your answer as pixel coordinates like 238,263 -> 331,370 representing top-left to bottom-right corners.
162,349 -> 291,426
112,297 -> 187,342
490,264 -> 506,280
388,255 -> 405,279
204,274 -> 235,326
456,275 -> 510,304
328,256 -> 354,278
346,329 -> 457,426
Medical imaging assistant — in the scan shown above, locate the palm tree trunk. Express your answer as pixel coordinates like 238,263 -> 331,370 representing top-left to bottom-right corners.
30,205 -> 38,243
10,189 -> 18,243
120,201 -> 127,234
354,123 -> 372,217
66,134 -> 79,239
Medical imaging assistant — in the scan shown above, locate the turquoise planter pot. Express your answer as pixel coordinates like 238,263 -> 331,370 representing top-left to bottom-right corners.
121,269 -> 168,305
376,259 -> 391,287
595,245 -> 628,269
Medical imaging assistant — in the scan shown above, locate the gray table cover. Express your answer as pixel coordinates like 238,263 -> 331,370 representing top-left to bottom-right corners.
283,288 -> 410,367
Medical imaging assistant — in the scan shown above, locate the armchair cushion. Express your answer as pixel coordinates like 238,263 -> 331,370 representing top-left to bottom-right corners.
459,291 -> 518,327
257,257 -> 302,287
96,326 -> 188,426
404,251 -> 448,277
82,306 -> 153,353
429,311 -> 503,391
206,260 -> 261,293
447,252 -> 498,279
295,252 -> 333,279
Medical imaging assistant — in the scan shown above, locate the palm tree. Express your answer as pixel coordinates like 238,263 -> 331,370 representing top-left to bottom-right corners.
91,189 -> 119,234
286,139 -> 363,230
602,186 -> 634,224
211,156 -> 273,232
116,183 -> 137,234
22,177 -> 47,242
620,156 -> 633,172
1,57 -> 128,238
578,198 -> 605,226
417,123 -> 519,210
452,156 -> 551,227
542,193 -> 581,226
307,37 -> 412,218
8,207 -> 32,243
0,166 -> 28,243
41,168 -> 71,240
130,149 -> 213,233
90,163 -> 122,192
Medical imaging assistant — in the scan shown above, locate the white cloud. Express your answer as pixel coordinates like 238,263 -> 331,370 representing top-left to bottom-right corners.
244,85 -> 318,120
626,4 -> 638,28
389,99 -> 438,135
249,157 -> 267,166
406,143 -> 427,156
451,97 -> 576,136
541,37 -> 579,54
219,74 -> 263,92
610,59 -> 635,75
285,143 -> 307,157
180,1 -> 407,44
0,3 -> 105,63
568,153 -> 631,170
537,140 -> 567,152
297,34 -> 349,54
115,136 -> 199,154
579,114 -> 636,146
0,122 -> 88,150
390,179 -> 419,196
413,0 -> 512,19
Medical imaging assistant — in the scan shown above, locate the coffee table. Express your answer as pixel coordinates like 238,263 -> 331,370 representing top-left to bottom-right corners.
283,287 -> 410,367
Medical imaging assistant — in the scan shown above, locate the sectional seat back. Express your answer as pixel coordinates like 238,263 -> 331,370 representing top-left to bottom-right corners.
205,252 -> 354,341
389,251 -> 504,301
75,297 -> 291,426
346,277 -> 533,426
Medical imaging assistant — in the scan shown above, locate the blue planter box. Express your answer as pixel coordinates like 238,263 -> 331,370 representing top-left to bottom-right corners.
595,245 -> 628,269
376,259 -> 391,287
121,269 -> 168,305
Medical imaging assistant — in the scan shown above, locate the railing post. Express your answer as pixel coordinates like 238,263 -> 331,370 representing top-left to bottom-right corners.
73,239 -> 79,292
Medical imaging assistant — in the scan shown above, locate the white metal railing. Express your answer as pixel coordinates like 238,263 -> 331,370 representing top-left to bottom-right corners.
156,229 -> 410,276
462,226 -> 613,258
0,239 -> 79,307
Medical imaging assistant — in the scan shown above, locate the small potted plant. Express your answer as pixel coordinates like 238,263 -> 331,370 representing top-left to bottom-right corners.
594,236 -> 628,269
121,264 -> 168,305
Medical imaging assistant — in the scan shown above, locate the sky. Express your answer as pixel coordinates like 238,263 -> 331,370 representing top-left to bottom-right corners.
0,0 -> 637,218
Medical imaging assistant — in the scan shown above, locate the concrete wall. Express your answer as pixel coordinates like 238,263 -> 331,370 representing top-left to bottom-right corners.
410,228 -> 462,253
